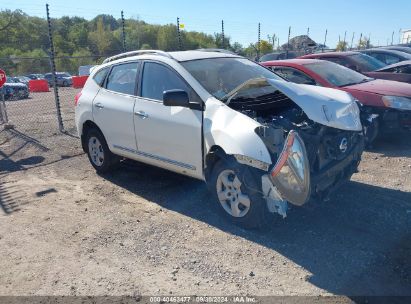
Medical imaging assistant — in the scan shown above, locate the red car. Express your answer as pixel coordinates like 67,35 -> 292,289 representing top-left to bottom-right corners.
261,59 -> 411,140
299,51 -> 411,84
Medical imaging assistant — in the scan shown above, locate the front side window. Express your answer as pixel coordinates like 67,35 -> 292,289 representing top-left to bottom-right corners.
141,62 -> 191,101
272,67 -> 316,85
349,53 -> 386,71
106,63 -> 138,95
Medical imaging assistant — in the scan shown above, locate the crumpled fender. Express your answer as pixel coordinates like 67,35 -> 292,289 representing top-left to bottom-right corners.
266,79 -> 362,132
204,97 -> 272,166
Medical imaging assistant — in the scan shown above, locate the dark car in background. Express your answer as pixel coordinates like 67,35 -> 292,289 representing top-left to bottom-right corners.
359,48 -> 411,65
380,46 -> 411,55
14,76 -> 31,86
262,59 -> 411,141
1,77 -> 30,100
299,51 -> 411,83
44,72 -> 73,87
259,51 -> 298,62
26,73 -> 45,80
374,60 -> 411,84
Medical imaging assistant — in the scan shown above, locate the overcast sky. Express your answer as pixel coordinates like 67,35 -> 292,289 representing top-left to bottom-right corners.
4,0 -> 410,48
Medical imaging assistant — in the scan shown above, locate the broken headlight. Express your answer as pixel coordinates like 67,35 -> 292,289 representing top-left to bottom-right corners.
270,130 -> 311,206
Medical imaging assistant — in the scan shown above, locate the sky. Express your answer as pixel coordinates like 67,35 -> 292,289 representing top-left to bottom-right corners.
3,0 -> 411,48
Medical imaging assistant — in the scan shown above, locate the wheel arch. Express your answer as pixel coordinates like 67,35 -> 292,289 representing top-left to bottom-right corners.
81,120 -> 103,153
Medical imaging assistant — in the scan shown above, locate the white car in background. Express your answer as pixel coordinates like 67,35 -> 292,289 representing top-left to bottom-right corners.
75,50 -> 365,228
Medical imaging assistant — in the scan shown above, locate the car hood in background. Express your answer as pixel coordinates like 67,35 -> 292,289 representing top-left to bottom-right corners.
346,79 -> 411,97
224,78 -> 362,132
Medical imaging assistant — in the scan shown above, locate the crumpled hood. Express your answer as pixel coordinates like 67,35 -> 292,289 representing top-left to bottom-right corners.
225,78 -> 362,132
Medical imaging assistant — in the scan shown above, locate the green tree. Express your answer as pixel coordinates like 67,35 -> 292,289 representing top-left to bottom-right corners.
88,17 -> 115,55
336,41 -> 348,51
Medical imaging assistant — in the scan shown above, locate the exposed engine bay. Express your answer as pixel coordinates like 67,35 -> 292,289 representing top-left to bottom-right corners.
227,87 -> 365,202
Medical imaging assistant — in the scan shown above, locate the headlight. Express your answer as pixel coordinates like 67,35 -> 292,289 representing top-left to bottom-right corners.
270,130 -> 311,206
382,96 -> 411,111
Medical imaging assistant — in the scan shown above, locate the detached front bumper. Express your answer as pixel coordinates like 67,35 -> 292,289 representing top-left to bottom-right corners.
380,109 -> 411,132
310,137 -> 364,200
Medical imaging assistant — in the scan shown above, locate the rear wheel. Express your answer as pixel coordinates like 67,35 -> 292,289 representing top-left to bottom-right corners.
85,128 -> 119,173
209,158 -> 269,229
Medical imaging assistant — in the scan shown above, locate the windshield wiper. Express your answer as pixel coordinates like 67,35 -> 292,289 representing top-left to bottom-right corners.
339,78 -> 373,87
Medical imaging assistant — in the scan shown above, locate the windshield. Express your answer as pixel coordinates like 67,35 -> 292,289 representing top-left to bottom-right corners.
181,57 -> 283,99
349,53 -> 386,71
305,61 -> 372,87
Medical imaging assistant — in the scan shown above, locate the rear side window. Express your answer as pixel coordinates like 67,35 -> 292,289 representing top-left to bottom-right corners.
106,63 -> 138,95
93,68 -> 108,86
141,62 -> 191,101
272,67 -> 316,85
324,57 -> 347,67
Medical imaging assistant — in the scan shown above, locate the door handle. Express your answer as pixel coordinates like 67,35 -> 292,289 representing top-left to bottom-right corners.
94,103 -> 104,109
135,110 -> 149,119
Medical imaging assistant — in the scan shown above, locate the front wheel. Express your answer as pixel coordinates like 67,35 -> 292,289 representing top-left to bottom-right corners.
209,158 -> 269,229
85,128 -> 119,173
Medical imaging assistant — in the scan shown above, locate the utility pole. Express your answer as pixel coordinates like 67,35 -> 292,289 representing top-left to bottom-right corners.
257,23 -> 261,61
351,32 -> 355,50
391,31 -> 394,45
177,17 -> 182,51
286,26 -> 291,59
221,20 -> 225,49
359,33 -> 363,49
307,27 -> 310,37
121,10 -> 126,52
46,3 -> 63,133
323,29 -> 327,52
343,31 -> 347,50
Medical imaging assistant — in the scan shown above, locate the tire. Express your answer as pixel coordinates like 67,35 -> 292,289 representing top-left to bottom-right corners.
208,157 -> 269,229
85,128 -> 119,173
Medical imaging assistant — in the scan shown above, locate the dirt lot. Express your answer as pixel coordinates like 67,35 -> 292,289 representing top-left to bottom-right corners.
0,92 -> 410,298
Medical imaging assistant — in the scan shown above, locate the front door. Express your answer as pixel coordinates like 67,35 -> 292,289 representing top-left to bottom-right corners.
133,61 -> 203,179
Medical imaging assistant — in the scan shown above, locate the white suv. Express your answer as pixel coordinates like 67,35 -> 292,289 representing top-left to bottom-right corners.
75,50 -> 364,228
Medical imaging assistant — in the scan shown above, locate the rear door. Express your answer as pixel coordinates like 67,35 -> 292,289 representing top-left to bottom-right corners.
133,61 -> 203,179
92,61 -> 139,158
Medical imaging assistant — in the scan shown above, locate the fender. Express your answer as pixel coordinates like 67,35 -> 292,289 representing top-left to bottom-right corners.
203,97 -> 272,167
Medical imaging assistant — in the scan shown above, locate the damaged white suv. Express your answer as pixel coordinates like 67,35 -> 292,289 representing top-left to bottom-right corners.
75,50 -> 365,228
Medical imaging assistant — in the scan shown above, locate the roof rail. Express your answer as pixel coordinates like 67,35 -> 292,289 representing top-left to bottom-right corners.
102,50 -> 173,63
196,48 -> 236,55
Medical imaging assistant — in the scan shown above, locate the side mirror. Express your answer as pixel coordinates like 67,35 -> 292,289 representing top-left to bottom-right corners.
163,89 -> 189,107
163,89 -> 203,111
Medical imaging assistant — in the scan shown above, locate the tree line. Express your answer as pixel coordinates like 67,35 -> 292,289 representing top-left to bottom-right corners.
0,9 -> 276,75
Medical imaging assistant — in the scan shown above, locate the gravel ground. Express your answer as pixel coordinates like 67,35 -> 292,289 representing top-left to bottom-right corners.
0,92 -> 410,299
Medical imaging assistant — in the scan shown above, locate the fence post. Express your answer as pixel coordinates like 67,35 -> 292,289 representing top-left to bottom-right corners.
257,23 -> 261,61
0,91 -> 9,125
177,17 -> 182,51
286,26 -> 291,59
46,3 -> 64,133
343,31 -> 347,50
121,10 -> 126,52
351,32 -> 355,50
221,20 -> 225,49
